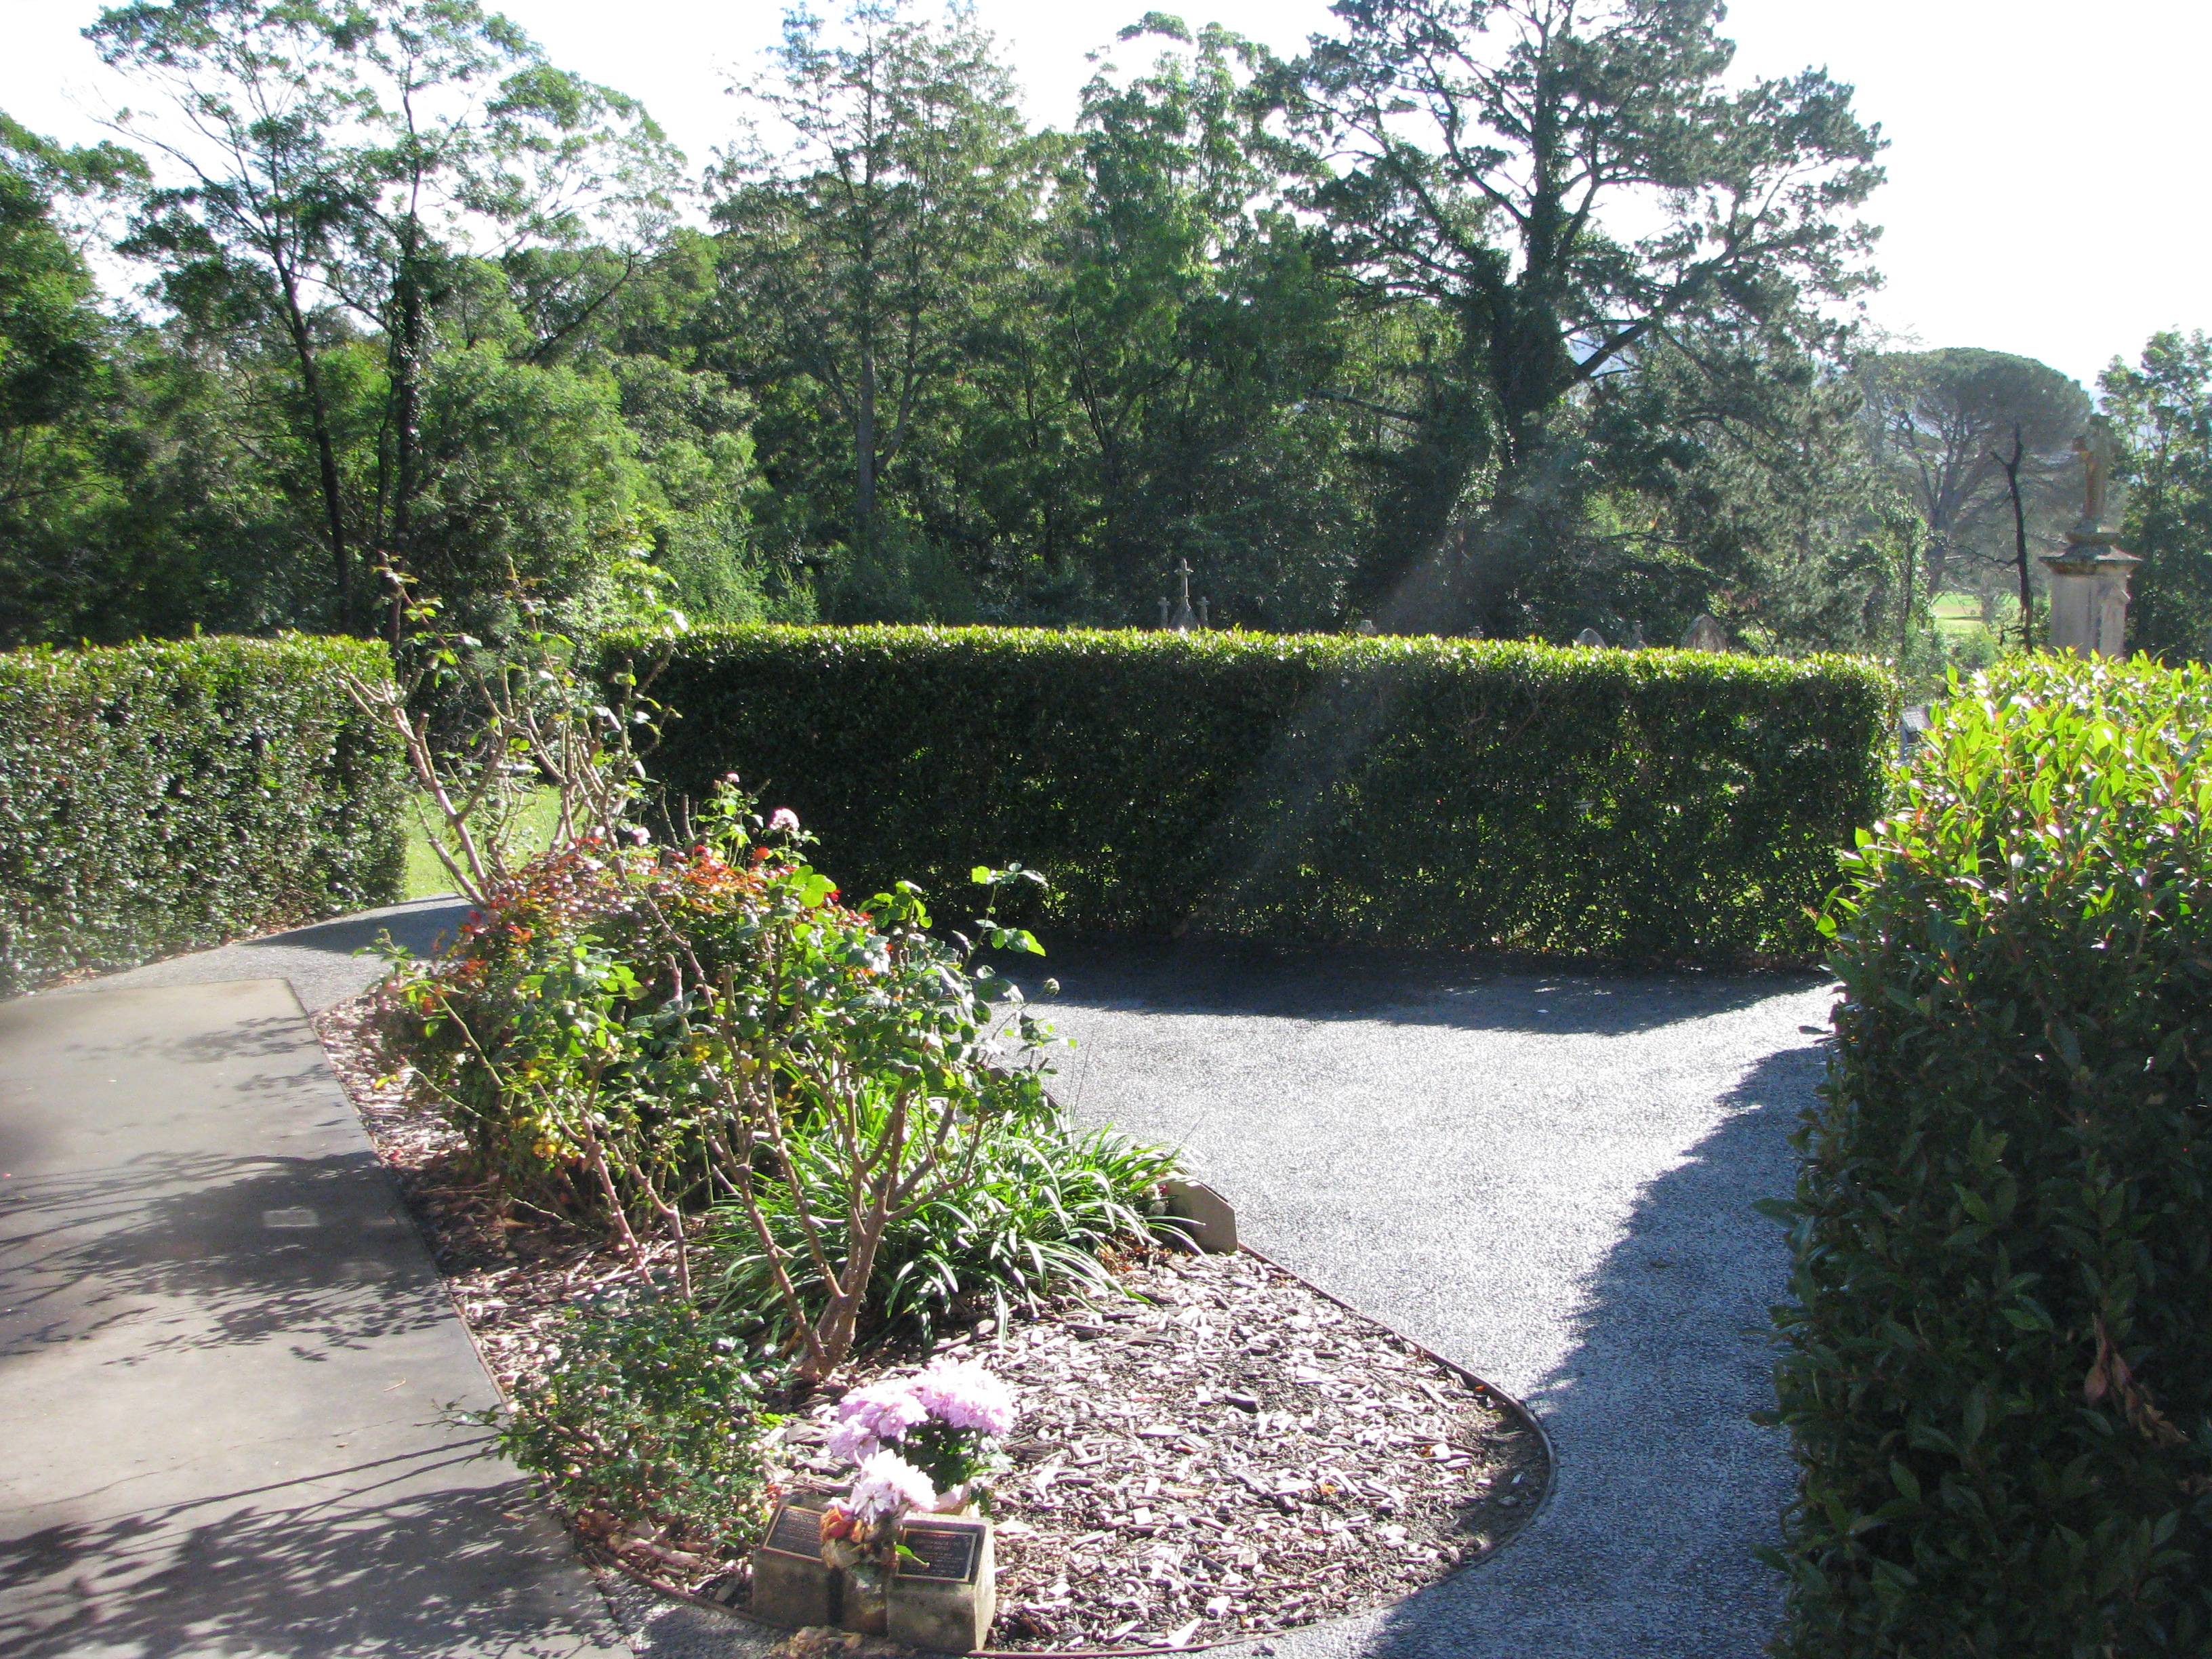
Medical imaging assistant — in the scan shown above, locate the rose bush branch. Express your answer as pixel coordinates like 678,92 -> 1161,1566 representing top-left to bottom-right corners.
337,562 -> 682,906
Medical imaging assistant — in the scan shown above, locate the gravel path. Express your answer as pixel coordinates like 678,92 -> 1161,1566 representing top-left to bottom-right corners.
1023,941 -> 1832,1659
44,906 -> 1832,1658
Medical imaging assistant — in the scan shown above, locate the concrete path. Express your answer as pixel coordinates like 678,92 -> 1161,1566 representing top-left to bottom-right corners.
0,974 -> 628,1658
1027,941 -> 1832,1659
60,896 -> 474,1016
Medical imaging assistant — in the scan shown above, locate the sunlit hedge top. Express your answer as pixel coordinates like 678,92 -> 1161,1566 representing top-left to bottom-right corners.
0,635 -> 405,995
611,625 -> 1893,962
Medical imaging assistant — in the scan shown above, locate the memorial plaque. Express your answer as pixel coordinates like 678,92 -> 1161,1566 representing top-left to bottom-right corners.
752,1500 -> 840,1629
761,1501 -> 826,1559
890,1517 -> 996,1653
896,1520 -> 982,1584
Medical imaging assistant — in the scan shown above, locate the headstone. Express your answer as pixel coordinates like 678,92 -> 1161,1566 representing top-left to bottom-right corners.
752,1498 -> 842,1629
887,1515 -> 996,1654
1574,628 -> 1605,649
1162,1178 -> 1237,1253
1680,614 -> 1728,653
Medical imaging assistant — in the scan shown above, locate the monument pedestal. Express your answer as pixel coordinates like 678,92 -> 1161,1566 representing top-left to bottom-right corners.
2043,534 -> 2138,659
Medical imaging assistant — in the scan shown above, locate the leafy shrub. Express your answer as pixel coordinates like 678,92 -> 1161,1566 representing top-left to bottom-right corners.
705,1114 -> 1181,1345
376,792 -> 1180,1376
610,625 -> 1893,962
0,636 -> 405,994
484,1292 -> 768,1545
1765,656 -> 2212,1656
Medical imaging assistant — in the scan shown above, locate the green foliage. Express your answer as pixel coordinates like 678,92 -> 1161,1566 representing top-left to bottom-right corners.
2104,331 -> 2212,662
1767,655 -> 2212,1656
377,813 -> 1174,1370
619,624 -> 1893,962
483,1292 -> 769,1545
0,635 -> 405,994
705,1113 -> 1181,1346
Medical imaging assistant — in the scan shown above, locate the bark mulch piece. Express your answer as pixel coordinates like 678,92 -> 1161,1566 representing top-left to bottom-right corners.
314,996 -> 1548,1654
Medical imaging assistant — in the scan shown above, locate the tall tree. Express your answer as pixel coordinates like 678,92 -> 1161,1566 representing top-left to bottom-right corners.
0,115 -> 148,645
708,1 -> 1043,573
91,0 -> 679,629
1860,346 -> 2086,600
1275,0 -> 1885,634
2104,331 -> 2212,662
1044,16 -> 1359,626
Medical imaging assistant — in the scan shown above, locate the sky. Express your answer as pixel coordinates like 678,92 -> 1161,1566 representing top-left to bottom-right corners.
3,0 -> 2203,393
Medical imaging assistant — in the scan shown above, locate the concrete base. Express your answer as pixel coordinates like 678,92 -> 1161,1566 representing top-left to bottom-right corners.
888,1518 -> 994,1654
0,979 -> 628,1658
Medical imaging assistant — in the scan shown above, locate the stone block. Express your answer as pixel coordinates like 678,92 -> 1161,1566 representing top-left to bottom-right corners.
1162,1178 -> 1237,1253
751,1499 -> 840,1629
887,1515 -> 995,1654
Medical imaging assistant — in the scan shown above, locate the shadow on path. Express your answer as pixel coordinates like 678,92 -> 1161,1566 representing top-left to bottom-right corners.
1361,1046 -> 1815,1658
1024,937 -> 1825,1037
1,1150 -> 443,1363
1,1469 -> 595,1659
236,899 -> 473,964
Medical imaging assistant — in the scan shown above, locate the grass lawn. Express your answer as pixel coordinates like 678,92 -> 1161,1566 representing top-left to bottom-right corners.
1931,592 -> 2016,638
401,785 -> 567,901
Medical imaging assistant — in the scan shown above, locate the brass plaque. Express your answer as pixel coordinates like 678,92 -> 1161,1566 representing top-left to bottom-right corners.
761,1501 -> 826,1560
895,1519 -> 983,1584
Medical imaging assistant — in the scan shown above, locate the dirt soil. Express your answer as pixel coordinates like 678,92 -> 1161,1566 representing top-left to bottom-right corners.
314,996 -> 1548,1654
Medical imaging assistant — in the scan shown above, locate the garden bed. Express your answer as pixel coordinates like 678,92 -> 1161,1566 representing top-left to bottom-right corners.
317,995 -> 1547,1652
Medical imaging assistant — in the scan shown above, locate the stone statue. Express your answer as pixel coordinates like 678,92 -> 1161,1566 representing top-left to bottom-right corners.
1680,613 -> 1728,653
2074,416 -> 2118,531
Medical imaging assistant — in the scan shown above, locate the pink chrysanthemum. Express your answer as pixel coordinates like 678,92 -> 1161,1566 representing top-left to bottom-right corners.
836,1377 -> 930,1445
847,1450 -> 937,1521
912,1358 -> 1017,1438
823,1414 -> 881,1465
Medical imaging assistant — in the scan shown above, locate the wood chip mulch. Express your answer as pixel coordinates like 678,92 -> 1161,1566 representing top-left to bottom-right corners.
314,996 -> 1548,1653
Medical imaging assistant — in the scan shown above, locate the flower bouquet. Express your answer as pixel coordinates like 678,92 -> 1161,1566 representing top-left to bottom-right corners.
815,1359 -> 1017,1633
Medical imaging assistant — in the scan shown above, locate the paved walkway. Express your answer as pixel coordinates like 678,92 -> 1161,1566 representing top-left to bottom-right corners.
0,958 -> 627,1656
4,905 -> 1832,1658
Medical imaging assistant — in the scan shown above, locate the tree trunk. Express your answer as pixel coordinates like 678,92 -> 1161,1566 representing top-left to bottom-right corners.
1997,428 -> 2035,651
275,266 -> 352,628
388,220 -> 426,631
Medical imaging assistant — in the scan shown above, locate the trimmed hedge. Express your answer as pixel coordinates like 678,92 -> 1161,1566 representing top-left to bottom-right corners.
613,626 -> 1891,961
1767,656 -> 2212,1655
0,636 -> 406,996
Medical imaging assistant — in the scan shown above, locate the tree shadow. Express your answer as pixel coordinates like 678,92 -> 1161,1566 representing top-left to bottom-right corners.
2,1151 -> 443,1363
237,899 -> 473,964
1355,1044 -> 1816,1657
1016,936 -> 1827,1037
0,1458 -> 606,1658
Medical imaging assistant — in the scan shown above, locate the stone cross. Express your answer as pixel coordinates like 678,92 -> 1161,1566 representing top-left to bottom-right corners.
1166,558 -> 1198,632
